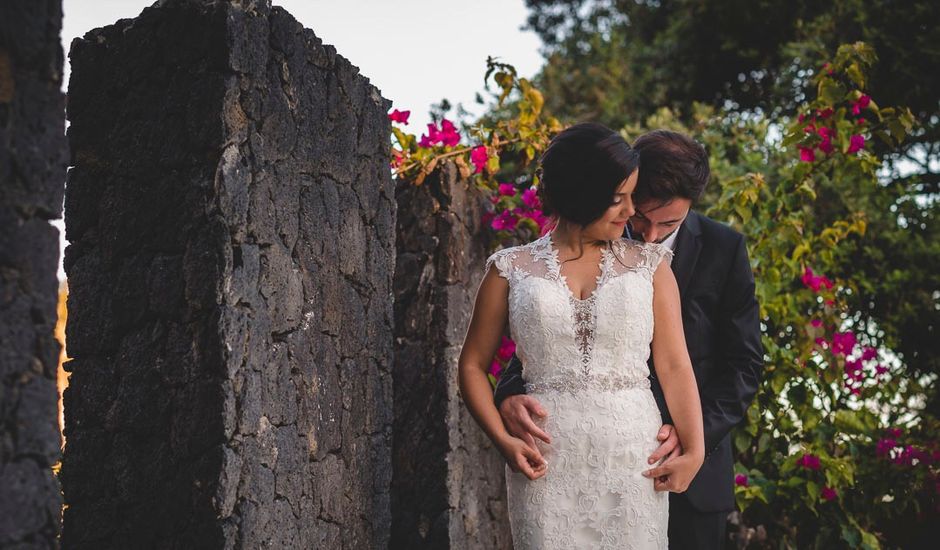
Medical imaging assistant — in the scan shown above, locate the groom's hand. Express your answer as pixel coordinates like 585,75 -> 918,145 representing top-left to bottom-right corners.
499,395 -> 552,449
647,424 -> 682,465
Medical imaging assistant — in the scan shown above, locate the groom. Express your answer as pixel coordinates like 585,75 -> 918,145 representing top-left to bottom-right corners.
494,130 -> 764,549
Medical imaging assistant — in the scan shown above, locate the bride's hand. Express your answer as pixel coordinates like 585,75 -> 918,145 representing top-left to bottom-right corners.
642,451 -> 704,493
497,435 -> 548,480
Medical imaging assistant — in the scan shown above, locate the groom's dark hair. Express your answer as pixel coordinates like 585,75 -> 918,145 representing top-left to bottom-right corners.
632,130 -> 709,205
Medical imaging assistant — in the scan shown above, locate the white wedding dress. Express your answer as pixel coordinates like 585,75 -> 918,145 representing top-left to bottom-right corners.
487,233 -> 673,549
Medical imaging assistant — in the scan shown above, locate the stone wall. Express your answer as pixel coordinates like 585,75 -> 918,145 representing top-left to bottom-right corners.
0,1 -> 68,547
61,1 -> 394,547
392,163 -> 511,548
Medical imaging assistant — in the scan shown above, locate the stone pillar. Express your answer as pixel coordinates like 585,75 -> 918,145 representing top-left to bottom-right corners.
0,1 -> 68,547
61,1 -> 394,547
392,163 -> 511,548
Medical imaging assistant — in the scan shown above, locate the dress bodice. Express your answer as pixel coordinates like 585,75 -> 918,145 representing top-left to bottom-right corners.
487,233 -> 673,394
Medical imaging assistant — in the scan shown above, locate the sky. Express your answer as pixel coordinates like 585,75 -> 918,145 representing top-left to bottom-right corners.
53,0 -> 545,280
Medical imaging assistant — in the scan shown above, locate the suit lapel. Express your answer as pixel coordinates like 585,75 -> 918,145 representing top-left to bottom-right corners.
672,210 -> 702,295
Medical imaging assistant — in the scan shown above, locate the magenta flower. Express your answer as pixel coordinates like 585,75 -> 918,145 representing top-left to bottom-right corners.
419,119 -> 460,147
497,336 -> 516,361
797,453 -> 821,470
470,145 -> 488,174
861,347 -> 877,361
852,94 -> 871,115
388,109 -> 411,124
439,119 -> 460,147
418,123 -> 442,147
521,188 -> 540,209
831,331 -> 857,356
491,210 -> 518,231
498,183 -> 517,197
817,107 -> 834,119
876,438 -> 897,457
886,427 -> 903,439
735,474 -> 749,487
821,486 -> 837,501
816,127 -> 835,155
390,150 -> 405,169
875,364 -> 889,376
847,134 -> 866,154
893,445 -> 916,466
844,359 -> 865,387
799,146 -> 816,163
801,267 -> 834,292
488,359 -> 502,378
811,319 -> 823,328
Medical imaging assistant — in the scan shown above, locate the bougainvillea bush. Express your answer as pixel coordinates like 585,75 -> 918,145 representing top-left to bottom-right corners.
390,43 -> 936,548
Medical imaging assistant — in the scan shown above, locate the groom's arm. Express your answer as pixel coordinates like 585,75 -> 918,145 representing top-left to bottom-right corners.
493,354 -> 527,408
700,235 -> 764,457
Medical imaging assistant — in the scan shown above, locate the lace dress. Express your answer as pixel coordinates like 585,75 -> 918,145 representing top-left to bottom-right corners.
487,233 -> 673,549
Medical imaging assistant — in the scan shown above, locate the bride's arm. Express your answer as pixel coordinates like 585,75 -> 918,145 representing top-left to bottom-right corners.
458,266 -> 547,480
645,261 -> 705,491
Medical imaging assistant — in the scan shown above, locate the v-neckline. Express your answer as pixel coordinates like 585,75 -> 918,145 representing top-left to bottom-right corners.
545,232 -> 611,302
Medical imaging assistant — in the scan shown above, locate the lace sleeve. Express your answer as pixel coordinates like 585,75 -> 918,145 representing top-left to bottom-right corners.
638,241 -> 674,276
485,248 -> 515,281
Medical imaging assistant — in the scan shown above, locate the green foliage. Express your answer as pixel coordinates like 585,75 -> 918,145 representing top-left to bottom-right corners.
620,44 -> 937,548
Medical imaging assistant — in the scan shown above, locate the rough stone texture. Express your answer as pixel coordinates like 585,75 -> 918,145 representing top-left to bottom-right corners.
61,1 -> 394,547
0,1 -> 68,548
392,163 -> 512,549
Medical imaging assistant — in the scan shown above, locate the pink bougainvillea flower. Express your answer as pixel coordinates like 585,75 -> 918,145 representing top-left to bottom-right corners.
488,359 -> 502,378
803,123 -> 816,134
735,474 -> 749,487
816,126 -> 835,155
830,331 -> 857,356
847,134 -> 866,154
886,427 -> 903,439
491,209 -> 518,231
876,438 -> 897,457
801,267 -> 834,292
798,113 -> 806,123
817,107 -> 834,119
439,119 -> 461,147
815,337 -> 828,348
497,336 -> 516,361
388,109 -> 411,124
470,145 -> 488,174
799,146 -> 816,163
893,445 -> 916,466
861,347 -> 877,361
810,319 -> 823,327
875,364 -> 889,376
797,453 -> 821,470
852,94 -> 871,115
821,486 -> 837,501
419,122 -> 441,147
390,150 -> 405,169
498,183 -> 517,197
521,188 -> 540,209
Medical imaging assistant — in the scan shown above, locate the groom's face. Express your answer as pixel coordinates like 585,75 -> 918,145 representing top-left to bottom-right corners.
629,198 -> 691,243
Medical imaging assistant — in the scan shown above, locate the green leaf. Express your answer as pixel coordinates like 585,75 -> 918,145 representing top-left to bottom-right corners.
819,79 -> 847,105
834,410 -> 868,434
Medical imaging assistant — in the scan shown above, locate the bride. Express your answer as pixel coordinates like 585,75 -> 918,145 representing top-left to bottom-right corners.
458,123 -> 704,548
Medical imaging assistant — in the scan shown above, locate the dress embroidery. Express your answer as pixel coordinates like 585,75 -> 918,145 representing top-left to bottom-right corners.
485,233 -> 674,549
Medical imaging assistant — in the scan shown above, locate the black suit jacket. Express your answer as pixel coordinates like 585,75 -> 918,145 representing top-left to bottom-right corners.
493,210 -> 764,513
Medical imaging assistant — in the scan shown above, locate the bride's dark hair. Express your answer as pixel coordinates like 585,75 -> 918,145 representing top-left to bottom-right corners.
538,122 -> 640,227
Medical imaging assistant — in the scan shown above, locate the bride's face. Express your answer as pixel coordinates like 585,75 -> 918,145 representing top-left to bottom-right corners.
582,169 -> 638,241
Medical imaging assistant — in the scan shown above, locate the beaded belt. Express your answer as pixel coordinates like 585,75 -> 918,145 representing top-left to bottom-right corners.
525,373 -> 651,394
